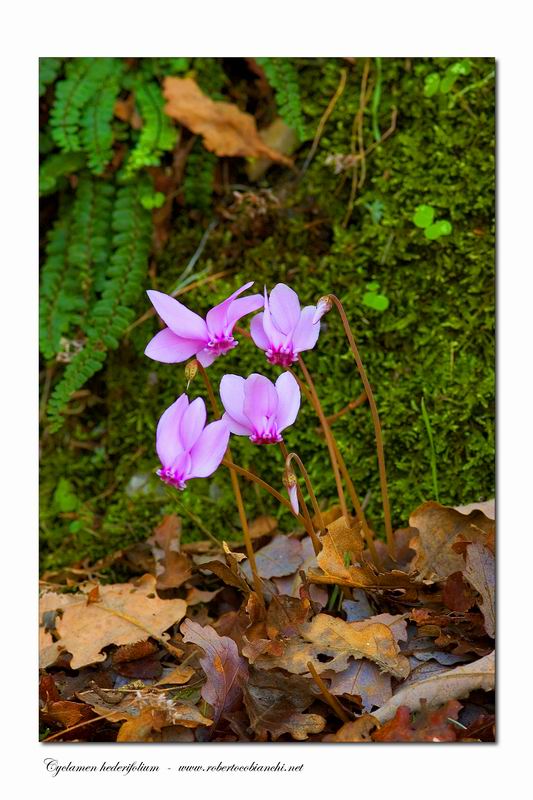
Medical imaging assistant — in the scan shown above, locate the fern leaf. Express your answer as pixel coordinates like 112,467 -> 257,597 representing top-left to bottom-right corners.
81,61 -> 124,174
39,58 -> 62,96
183,143 -> 217,210
39,151 -> 86,195
39,211 -> 79,360
256,57 -> 307,140
50,58 -> 117,153
46,180 -> 153,429
122,81 -> 177,179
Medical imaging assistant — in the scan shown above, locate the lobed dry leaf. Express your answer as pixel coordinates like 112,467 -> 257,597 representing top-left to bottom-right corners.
253,613 -> 410,679
323,714 -> 378,742
242,534 -> 304,581
409,501 -> 494,582
372,700 -> 462,742
148,515 -> 192,590
463,543 -> 495,638
243,669 -> 324,741
373,650 -> 494,724
163,77 -> 293,165
181,619 -> 248,726
40,575 -> 186,669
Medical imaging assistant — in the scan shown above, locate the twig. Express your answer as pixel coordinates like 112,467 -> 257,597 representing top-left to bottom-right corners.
300,68 -> 348,177
307,661 -> 350,722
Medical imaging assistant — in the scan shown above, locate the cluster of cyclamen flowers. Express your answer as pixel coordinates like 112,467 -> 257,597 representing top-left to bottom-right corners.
145,281 -> 325,495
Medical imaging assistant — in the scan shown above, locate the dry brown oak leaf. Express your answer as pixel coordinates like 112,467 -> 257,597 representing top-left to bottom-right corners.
163,77 -> 293,165
372,650 -> 494,724
309,515 -> 414,590
463,543 -> 495,638
40,575 -> 186,669
409,501 -> 494,582
148,514 -> 192,590
253,613 -> 410,679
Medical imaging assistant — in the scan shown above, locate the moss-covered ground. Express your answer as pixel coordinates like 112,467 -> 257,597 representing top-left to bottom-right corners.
40,57 -> 495,575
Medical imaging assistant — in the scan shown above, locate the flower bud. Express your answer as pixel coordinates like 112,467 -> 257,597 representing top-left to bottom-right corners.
283,470 -> 299,515
313,295 -> 332,324
184,358 -> 198,389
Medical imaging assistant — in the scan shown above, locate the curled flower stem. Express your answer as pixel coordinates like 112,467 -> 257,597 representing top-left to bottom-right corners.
221,458 -> 306,524
278,441 -> 321,556
307,661 -> 351,723
197,363 -> 264,608
296,357 -> 349,520
328,295 -> 394,557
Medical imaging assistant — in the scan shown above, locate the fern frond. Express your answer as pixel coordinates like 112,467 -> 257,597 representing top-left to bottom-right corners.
39,151 -> 86,195
256,57 -> 307,140
39,211 -> 82,360
81,61 -> 124,174
47,180 -> 153,429
67,174 -> 115,307
183,143 -> 217,210
49,58 -> 116,153
39,58 -> 62,96
122,82 -> 177,179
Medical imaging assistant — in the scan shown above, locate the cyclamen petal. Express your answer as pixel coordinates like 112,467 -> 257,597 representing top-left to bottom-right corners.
274,372 -> 301,432
288,482 -> 299,515
156,394 -> 227,490
250,284 -> 321,366
156,394 -> 189,466
179,396 -> 207,450
219,371 -> 300,445
145,328 -> 202,363
190,420 -> 230,478
269,283 -> 302,334
147,290 -> 208,341
145,282 -> 262,368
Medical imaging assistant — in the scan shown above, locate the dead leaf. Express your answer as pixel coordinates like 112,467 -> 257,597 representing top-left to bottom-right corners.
372,699 -> 462,742
443,571 -> 477,611
409,501 -> 494,582
248,515 -> 278,539
156,665 -> 196,686
181,619 -> 248,725
185,587 -> 222,606
40,575 -> 186,669
163,77 -> 292,165
326,659 -> 392,711
243,669 -> 324,741
463,543 -> 495,638
246,117 -> 300,180
310,516 -> 414,590
373,650 -> 494,723
41,700 -> 94,729
254,613 -> 410,679
323,714 -> 378,742
148,515 -> 192,590
112,640 -> 158,664
454,499 -> 495,520
242,535 -> 304,581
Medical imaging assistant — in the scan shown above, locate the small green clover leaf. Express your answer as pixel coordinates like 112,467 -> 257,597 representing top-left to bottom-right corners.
140,191 -> 166,210
424,220 -> 453,240
362,281 -> 390,312
424,73 -> 440,98
413,204 -> 435,228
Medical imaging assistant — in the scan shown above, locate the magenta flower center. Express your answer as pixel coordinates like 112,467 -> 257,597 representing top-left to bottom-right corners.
157,467 -> 187,491
266,345 -> 298,367
205,334 -> 238,358
249,421 -> 283,445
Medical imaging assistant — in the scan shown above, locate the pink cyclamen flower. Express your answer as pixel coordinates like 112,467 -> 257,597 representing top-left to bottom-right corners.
145,282 -> 263,368
220,372 -> 300,445
156,394 -> 229,490
250,283 -> 321,367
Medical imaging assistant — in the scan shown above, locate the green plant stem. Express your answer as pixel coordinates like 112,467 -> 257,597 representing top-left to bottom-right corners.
328,295 -> 394,557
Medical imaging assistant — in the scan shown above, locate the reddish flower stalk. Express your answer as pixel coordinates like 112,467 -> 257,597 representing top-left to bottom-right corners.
324,294 -> 394,557
279,443 -> 322,556
196,362 -> 264,607
278,441 -> 321,556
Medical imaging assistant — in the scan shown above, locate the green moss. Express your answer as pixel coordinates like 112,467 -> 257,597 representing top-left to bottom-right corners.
40,57 -> 494,572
